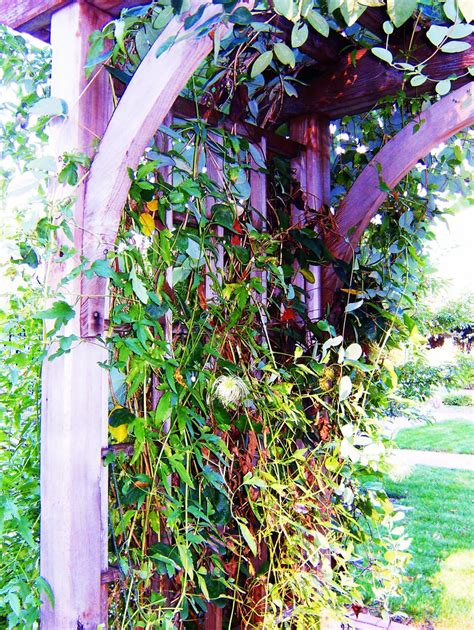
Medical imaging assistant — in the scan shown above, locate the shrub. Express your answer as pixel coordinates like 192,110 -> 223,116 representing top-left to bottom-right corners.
396,360 -> 444,402
442,393 -> 473,406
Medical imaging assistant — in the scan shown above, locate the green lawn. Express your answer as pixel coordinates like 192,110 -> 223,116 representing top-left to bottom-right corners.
384,466 -> 474,628
395,419 -> 474,455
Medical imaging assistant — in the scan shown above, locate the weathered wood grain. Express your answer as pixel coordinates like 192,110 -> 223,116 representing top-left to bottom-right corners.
322,81 -> 474,305
0,0 -> 70,33
40,3 -> 112,628
290,116 -> 330,321
250,137 -> 268,310
282,40 -> 474,119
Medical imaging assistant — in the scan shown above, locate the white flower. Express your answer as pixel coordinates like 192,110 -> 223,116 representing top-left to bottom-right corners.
356,145 -> 367,154
210,375 -> 249,407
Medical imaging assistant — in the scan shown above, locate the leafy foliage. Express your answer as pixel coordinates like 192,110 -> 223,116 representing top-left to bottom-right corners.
1,0 -> 473,627
442,392 -> 473,405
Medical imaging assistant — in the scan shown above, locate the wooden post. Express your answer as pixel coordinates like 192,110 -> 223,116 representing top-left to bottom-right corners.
41,2 -> 113,627
290,115 -> 330,322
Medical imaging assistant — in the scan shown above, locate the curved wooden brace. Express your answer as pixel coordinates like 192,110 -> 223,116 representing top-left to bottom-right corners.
323,81 -> 474,306
79,0 -> 233,336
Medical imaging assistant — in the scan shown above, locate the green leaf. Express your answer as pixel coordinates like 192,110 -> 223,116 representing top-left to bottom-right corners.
306,10 -> 330,37
410,74 -> 427,87
383,20 -> 394,34
237,519 -> 257,556
345,299 -> 364,312
273,43 -> 296,68
291,22 -> 309,47
229,7 -> 253,24
30,97 -> 67,117
436,79 -> 452,95
129,267 -> 148,304
37,576 -> 55,608
250,51 -> 273,78
13,242 -> 39,268
458,0 -> 474,22
35,300 -> 75,324
339,375 -> 352,401
387,0 -> 418,27
109,406 -> 136,428
426,24 -> 449,47
90,258 -> 118,280
273,0 -> 294,20
371,47 -> 393,64
155,391 -> 172,427
440,40 -> 471,53
171,459 -> 195,488
447,23 -> 473,39
345,343 -> 362,361
340,0 -> 366,26
212,204 -> 235,229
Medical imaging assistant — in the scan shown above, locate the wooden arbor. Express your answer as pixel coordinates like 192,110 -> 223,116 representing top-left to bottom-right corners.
1,1 -> 473,627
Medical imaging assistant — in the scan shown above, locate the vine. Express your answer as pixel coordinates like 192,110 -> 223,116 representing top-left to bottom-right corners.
0,0 -> 472,628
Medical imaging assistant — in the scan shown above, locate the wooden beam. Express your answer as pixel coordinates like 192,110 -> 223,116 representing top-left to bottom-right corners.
290,115 -> 330,322
41,3 -> 113,628
0,0 -> 71,33
0,0 -> 150,41
80,0 -> 246,336
282,39 -> 474,119
322,81 -> 474,306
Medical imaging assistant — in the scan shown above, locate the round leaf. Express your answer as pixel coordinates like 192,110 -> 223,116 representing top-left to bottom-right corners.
426,24 -> 449,47
371,47 -> 393,65
345,343 -> 363,361
387,0 -> 417,28
410,74 -> 427,87
435,79 -> 451,96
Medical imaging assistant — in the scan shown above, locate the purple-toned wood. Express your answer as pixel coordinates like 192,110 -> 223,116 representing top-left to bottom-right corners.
205,138 -> 225,300
290,118 -> 308,296
322,82 -> 474,306
40,3 -> 112,628
0,0 -> 151,39
304,116 -> 330,321
290,116 -> 330,321
282,42 -> 474,119
250,138 -> 268,311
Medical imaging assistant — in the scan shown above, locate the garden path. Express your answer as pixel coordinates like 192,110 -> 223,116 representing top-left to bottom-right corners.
324,612 -> 413,629
392,448 -> 474,471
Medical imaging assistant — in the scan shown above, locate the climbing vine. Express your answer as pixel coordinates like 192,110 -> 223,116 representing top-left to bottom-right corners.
0,0 -> 472,628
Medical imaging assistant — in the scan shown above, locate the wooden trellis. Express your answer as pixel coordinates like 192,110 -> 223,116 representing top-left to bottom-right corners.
1,1 -> 473,627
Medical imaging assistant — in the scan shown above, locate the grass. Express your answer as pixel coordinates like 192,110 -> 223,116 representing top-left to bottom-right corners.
384,466 -> 474,628
395,419 -> 474,455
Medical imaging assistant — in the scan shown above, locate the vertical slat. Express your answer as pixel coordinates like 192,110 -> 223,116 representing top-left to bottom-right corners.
290,116 -> 331,322
250,138 -> 268,312
289,119 -> 307,296
205,138 -> 225,300
304,116 -> 330,322
41,3 -> 113,628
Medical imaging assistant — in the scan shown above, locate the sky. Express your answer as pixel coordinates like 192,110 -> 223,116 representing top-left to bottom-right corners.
427,203 -> 474,304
